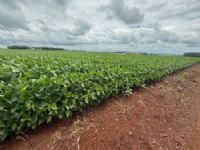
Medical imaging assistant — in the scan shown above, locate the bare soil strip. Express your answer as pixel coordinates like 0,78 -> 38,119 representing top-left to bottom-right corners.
1,64 -> 200,150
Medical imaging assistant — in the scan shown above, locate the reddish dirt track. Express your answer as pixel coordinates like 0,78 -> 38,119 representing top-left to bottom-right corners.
1,64 -> 200,150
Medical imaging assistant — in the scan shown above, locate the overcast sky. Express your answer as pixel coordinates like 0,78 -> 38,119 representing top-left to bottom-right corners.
0,0 -> 200,54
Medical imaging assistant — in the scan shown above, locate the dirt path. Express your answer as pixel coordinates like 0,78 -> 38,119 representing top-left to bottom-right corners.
1,64 -> 200,150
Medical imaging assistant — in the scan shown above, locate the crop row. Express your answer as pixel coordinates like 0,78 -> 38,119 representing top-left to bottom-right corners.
0,49 -> 200,141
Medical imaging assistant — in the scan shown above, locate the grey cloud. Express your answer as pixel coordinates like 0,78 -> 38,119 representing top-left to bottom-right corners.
157,1 -> 200,20
101,0 -> 144,24
152,23 -> 200,47
111,29 -> 135,44
1,0 -> 19,10
0,10 -> 28,30
0,0 -> 28,30
38,19 -> 91,36
69,20 -> 91,36
109,24 -> 180,46
179,32 -> 200,47
154,25 -> 180,44
147,2 -> 166,11
157,31 -> 179,44
53,0 -> 69,10
37,20 -> 49,33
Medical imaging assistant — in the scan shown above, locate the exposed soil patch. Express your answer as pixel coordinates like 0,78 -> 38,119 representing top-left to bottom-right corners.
1,64 -> 200,150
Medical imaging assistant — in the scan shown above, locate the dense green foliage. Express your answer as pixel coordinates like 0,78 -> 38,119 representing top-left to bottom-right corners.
0,49 -> 200,141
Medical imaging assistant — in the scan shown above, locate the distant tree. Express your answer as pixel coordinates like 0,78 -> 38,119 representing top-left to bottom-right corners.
8,45 -> 30,49
7,45 -> 64,51
39,47 -> 64,50
184,52 -> 200,57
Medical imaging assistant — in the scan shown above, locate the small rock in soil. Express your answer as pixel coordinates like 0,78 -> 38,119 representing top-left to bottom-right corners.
128,131 -> 133,136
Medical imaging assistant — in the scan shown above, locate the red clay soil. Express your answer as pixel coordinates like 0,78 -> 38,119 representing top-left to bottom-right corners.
1,64 -> 200,150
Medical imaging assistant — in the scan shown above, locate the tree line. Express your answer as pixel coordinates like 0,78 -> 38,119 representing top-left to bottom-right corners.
7,45 -> 64,50
184,52 -> 200,57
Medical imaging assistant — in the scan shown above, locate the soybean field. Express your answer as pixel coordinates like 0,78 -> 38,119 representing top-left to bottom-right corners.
0,49 -> 200,141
